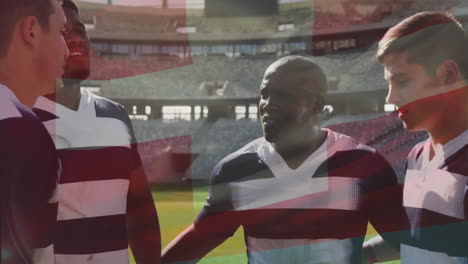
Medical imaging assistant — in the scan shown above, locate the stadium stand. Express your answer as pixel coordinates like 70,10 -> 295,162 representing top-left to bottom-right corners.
131,113 -> 427,183
132,119 -> 205,142
96,50 -> 386,100
74,0 -> 453,184
131,118 -> 262,182
327,113 -> 428,179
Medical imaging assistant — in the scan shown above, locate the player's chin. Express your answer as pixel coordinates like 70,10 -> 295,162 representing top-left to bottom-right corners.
41,78 -> 61,95
263,129 -> 279,143
63,69 -> 90,81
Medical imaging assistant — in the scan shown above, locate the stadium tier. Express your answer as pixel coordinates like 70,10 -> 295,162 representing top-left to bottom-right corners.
131,115 -> 427,183
75,0 -> 458,184
77,0 -> 468,63
95,52 -> 386,100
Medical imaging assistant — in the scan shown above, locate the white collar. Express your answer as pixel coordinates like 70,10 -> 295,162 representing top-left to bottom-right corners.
0,83 -> 20,104
257,129 -> 330,182
435,130 -> 468,160
0,83 -> 23,120
34,90 -> 95,118
421,130 -> 468,169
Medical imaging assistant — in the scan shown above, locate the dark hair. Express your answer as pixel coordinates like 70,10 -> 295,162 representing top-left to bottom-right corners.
377,12 -> 468,79
62,0 -> 79,14
271,55 -> 328,97
0,0 -> 61,58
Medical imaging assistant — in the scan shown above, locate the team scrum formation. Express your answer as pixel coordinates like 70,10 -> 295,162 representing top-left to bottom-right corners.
0,0 -> 467,264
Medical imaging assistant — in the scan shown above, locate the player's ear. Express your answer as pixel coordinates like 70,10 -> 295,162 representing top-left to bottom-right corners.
304,96 -> 323,121
437,60 -> 460,87
20,16 -> 40,49
312,96 -> 325,115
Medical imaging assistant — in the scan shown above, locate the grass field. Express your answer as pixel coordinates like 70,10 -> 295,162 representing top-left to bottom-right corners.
129,185 -> 400,264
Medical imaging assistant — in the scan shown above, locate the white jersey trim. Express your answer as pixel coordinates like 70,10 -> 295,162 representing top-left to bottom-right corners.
35,93 -> 132,149
230,177 -> 360,211
32,244 -> 54,264
247,237 -> 354,264
57,179 -> 129,220
404,169 -> 467,219
227,130 -> 368,211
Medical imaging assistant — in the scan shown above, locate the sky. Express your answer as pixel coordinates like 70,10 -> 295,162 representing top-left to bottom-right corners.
79,0 -> 304,8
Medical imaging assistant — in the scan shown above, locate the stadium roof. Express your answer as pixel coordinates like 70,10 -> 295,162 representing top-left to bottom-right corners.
78,0 -> 468,42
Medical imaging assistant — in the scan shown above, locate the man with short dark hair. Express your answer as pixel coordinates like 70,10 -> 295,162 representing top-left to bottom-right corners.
364,12 -> 468,263
33,1 -> 161,263
0,0 -> 69,263
162,56 -> 407,264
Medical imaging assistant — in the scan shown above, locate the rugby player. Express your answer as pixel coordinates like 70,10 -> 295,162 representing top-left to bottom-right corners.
363,12 -> 468,263
162,56 -> 407,264
0,0 -> 68,263
33,1 -> 161,263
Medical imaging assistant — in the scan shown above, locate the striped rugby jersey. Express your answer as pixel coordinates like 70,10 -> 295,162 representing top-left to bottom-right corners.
0,84 -> 58,264
33,90 -> 157,264
401,130 -> 468,264
195,129 -> 408,264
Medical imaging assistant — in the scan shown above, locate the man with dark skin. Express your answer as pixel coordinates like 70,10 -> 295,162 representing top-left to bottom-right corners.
162,56 -> 407,264
33,1 -> 161,263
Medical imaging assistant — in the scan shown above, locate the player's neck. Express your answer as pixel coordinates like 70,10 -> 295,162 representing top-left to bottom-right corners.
427,104 -> 468,160
48,80 -> 82,111
273,127 -> 326,170
0,60 -> 39,108
429,98 -> 467,145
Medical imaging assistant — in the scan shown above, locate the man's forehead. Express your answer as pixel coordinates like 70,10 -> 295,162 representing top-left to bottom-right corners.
56,8 -> 67,25
383,52 -> 411,78
262,71 -> 320,93
63,7 -> 79,20
383,51 -> 409,65
47,0 -> 65,21
264,64 -> 313,79
50,0 -> 63,15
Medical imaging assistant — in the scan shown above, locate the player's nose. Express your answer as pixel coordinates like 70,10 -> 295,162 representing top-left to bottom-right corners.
62,37 -> 70,59
386,86 -> 400,105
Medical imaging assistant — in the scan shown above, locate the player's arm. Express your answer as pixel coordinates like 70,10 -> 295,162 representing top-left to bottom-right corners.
162,222 -> 235,264
0,117 -> 59,261
122,109 -> 161,264
162,163 -> 240,264
362,152 -> 409,262
127,164 -> 161,264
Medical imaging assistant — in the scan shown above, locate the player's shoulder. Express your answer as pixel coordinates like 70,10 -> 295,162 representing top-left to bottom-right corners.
443,134 -> 468,177
87,91 -> 132,125
0,94 -> 23,122
326,129 -> 394,178
327,129 -> 376,156
217,137 -> 264,167
0,98 -> 46,135
0,84 -> 25,120
89,91 -> 126,116
211,138 -> 266,183
0,86 -> 51,131
0,100 -> 55,158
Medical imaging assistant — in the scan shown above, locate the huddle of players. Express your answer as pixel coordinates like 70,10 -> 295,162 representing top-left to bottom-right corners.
0,0 -> 466,263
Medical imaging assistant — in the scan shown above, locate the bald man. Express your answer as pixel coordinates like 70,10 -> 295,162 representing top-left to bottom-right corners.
162,56 -> 408,264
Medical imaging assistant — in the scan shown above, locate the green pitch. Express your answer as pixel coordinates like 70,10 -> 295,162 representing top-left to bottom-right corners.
128,185 -> 400,264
